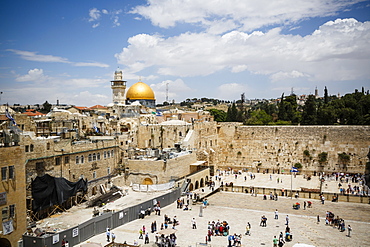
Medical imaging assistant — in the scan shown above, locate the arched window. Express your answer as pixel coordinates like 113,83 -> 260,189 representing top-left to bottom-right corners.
88,154 -> 92,162
104,151 -> 107,159
81,155 -> 84,163
97,153 -> 100,160
30,144 -> 34,152
46,143 -> 50,150
111,150 -> 114,157
93,153 -> 96,161
107,151 -> 111,158
76,156 -> 79,164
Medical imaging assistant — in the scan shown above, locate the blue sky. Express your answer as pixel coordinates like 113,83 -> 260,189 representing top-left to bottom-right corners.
1,0 -> 370,106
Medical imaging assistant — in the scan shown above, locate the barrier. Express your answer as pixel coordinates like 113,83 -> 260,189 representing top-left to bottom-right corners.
22,188 -> 181,247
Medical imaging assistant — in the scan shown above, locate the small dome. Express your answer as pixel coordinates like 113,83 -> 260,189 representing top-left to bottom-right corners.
126,81 -> 155,100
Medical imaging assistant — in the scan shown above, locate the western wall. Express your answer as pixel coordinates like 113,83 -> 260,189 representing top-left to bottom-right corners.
215,124 -> 370,174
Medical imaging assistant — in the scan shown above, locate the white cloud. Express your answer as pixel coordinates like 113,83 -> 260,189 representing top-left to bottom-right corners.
116,18 -> 370,82
74,62 -> 109,68
15,68 -> 49,82
217,83 -> 249,100
8,49 -> 110,68
270,70 -> 309,82
7,49 -> 70,63
87,8 -> 122,28
131,0 -> 366,32
89,8 -> 101,22
150,79 -> 193,102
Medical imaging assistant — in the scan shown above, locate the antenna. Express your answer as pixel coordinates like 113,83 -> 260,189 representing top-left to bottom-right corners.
166,81 -> 169,103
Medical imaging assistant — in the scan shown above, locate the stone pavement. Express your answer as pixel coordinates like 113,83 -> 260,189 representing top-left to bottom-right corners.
77,174 -> 370,247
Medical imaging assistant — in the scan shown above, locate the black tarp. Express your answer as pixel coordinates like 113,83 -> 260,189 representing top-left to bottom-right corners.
31,174 -> 88,212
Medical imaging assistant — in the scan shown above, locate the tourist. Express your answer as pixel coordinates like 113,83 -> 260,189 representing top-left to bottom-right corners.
144,233 -> 149,244
317,215 -> 320,224
275,209 -> 279,219
347,225 -> 352,237
285,215 -> 289,225
106,228 -> 110,242
304,201 -> 306,210
273,236 -> 278,247
192,217 -> 197,229
139,228 -> 143,239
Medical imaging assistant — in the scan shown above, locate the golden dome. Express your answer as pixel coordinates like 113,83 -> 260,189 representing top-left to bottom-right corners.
126,81 -> 155,100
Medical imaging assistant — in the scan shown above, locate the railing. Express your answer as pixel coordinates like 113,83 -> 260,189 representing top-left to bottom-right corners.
22,188 -> 181,247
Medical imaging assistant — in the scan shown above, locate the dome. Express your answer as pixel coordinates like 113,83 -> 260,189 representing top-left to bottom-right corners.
126,81 -> 155,100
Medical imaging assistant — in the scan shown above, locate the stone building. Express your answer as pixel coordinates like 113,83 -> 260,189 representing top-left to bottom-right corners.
0,131 -> 26,247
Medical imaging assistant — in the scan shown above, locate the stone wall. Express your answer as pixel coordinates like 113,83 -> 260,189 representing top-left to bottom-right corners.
0,146 -> 27,247
125,152 -> 197,184
215,124 -> 370,174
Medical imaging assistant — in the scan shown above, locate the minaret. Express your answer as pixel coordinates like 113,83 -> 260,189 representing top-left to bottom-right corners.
111,69 -> 126,105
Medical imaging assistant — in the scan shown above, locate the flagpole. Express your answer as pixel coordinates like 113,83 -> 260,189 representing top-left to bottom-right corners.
291,168 -> 293,199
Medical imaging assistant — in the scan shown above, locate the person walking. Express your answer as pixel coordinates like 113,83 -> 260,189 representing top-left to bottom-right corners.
317,215 -> 320,224
347,225 -> 352,237
111,232 -> 116,242
275,209 -> 278,220
273,236 -> 278,247
144,233 -> 149,244
192,218 -> 197,229
285,215 -> 289,225
304,201 -> 307,210
106,228 -> 110,242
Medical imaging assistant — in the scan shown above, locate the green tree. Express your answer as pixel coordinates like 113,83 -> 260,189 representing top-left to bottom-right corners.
226,103 -> 239,122
245,110 -> 272,125
209,109 -> 227,122
41,101 -> 52,113
301,95 -> 317,125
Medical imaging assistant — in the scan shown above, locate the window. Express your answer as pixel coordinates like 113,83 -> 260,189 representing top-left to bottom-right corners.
107,167 -> 111,175
97,153 -> 100,160
107,151 -> 110,158
64,156 -> 69,164
111,150 -> 114,157
8,166 -> 15,179
93,153 -> 96,161
104,151 -> 107,159
1,167 -> 7,181
81,155 -> 84,164
76,156 -> 79,164
88,154 -> 92,162
47,143 -> 50,150
55,157 -> 61,166
93,171 -> 96,179
9,204 -> 15,218
2,207 -> 8,220
30,144 -> 34,152
25,145 -> 29,152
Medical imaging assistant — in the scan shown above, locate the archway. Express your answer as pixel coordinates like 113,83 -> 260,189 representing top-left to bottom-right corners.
91,186 -> 98,196
189,183 -> 194,191
0,238 -> 11,247
205,176 -> 209,182
195,181 -> 199,189
143,178 -> 153,185
200,178 -> 204,187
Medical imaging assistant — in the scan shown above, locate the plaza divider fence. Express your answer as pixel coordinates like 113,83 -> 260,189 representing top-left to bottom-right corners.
22,188 -> 181,247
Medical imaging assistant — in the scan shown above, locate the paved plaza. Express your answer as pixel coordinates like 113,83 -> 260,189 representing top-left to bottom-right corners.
75,173 -> 370,247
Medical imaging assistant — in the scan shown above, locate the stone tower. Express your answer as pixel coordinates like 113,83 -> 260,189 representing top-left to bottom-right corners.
111,69 -> 126,105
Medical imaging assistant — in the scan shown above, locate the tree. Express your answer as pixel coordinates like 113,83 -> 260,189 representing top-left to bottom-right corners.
209,109 -> 227,122
245,110 -> 272,125
41,101 -> 52,113
226,103 -> 239,122
301,95 -> 317,125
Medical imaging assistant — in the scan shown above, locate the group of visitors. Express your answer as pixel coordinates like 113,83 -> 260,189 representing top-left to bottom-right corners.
325,211 -> 352,237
